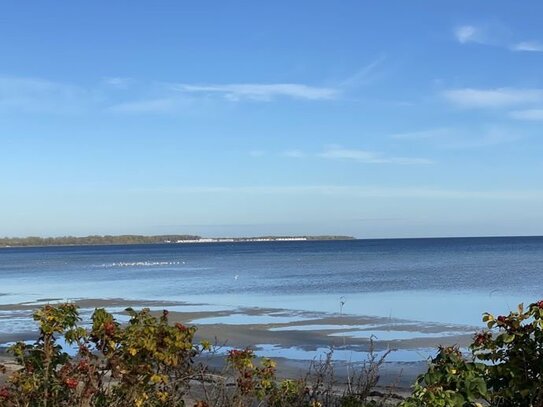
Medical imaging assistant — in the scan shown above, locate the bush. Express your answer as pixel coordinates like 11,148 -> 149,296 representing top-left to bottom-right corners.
9,300 -> 543,406
401,300 -> 543,407
0,304 -> 205,406
0,304 -> 390,407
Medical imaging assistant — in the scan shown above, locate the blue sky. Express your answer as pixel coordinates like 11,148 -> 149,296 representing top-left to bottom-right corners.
1,1 -> 542,238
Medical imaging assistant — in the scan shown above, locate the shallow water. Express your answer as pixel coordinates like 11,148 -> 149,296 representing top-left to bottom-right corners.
251,344 -> 439,363
328,329 -> 466,341
1,237 -> 542,328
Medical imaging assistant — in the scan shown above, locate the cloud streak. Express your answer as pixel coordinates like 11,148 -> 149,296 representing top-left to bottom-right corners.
173,83 -> 339,101
0,75 -> 342,115
511,41 -> 543,52
1,66 -> 383,115
170,57 -> 384,103
0,76 -> 96,113
443,88 -> 543,108
282,149 -> 306,158
509,108 -> 543,121
318,146 -> 433,165
129,185 -> 543,201
391,127 -> 520,149
454,25 -> 487,45
103,77 -> 135,88
454,24 -> 543,53
108,98 -> 176,113
339,55 -> 387,88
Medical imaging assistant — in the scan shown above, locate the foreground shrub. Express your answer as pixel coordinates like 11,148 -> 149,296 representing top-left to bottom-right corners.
7,299 -> 543,406
0,304 -> 391,407
400,346 -> 488,407
0,304 -> 205,406
401,300 -> 543,407
191,345 -> 391,406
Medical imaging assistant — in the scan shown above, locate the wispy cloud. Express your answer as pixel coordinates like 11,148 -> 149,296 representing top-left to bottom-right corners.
1,67 -> 380,115
454,25 -> 488,45
0,76 -> 96,113
391,128 -> 452,141
318,145 -> 433,165
108,98 -> 176,113
170,58 -> 385,103
454,23 -> 543,53
391,127 -> 520,149
282,149 -> 306,158
103,77 -> 135,88
339,55 -> 386,88
130,185 -> 543,201
509,108 -> 543,121
173,83 -> 339,101
107,81 -> 342,110
279,145 -> 433,164
443,88 -> 543,108
511,41 -> 543,52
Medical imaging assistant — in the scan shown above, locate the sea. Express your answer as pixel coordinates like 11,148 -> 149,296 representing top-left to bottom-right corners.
1,236 -> 542,328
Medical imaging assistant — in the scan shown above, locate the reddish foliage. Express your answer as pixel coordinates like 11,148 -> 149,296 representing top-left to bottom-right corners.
65,377 -> 78,390
175,322 -> 188,332
0,387 -> 10,399
104,321 -> 116,336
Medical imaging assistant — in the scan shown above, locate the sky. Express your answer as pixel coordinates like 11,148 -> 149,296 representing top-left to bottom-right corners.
1,1 -> 542,238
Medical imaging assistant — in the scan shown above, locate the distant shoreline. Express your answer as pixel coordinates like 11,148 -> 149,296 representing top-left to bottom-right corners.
2,234 -> 541,249
0,234 -> 355,248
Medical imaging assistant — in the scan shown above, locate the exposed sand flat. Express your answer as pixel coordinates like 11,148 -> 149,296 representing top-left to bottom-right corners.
0,298 -> 476,389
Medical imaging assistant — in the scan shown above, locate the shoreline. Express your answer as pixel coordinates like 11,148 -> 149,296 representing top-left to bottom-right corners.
0,297 -> 476,390
0,236 -> 356,249
2,234 -> 542,250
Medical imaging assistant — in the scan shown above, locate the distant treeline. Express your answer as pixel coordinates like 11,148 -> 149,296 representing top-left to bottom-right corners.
0,235 -> 201,247
0,234 -> 355,247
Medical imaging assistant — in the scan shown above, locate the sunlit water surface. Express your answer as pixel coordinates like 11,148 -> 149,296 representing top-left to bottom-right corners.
1,237 -> 542,362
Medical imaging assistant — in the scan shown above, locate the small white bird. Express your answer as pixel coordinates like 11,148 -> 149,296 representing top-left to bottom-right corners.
234,274 -> 239,280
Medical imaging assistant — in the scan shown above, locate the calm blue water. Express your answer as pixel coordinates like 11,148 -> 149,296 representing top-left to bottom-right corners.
1,237 -> 542,326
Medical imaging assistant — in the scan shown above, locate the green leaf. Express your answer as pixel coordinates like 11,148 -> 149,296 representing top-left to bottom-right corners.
503,333 -> 515,343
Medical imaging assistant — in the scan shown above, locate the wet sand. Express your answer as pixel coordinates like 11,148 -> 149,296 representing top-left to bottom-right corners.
0,297 -> 477,391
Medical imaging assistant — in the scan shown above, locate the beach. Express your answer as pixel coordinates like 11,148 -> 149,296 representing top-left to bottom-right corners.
0,296 -> 474,391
